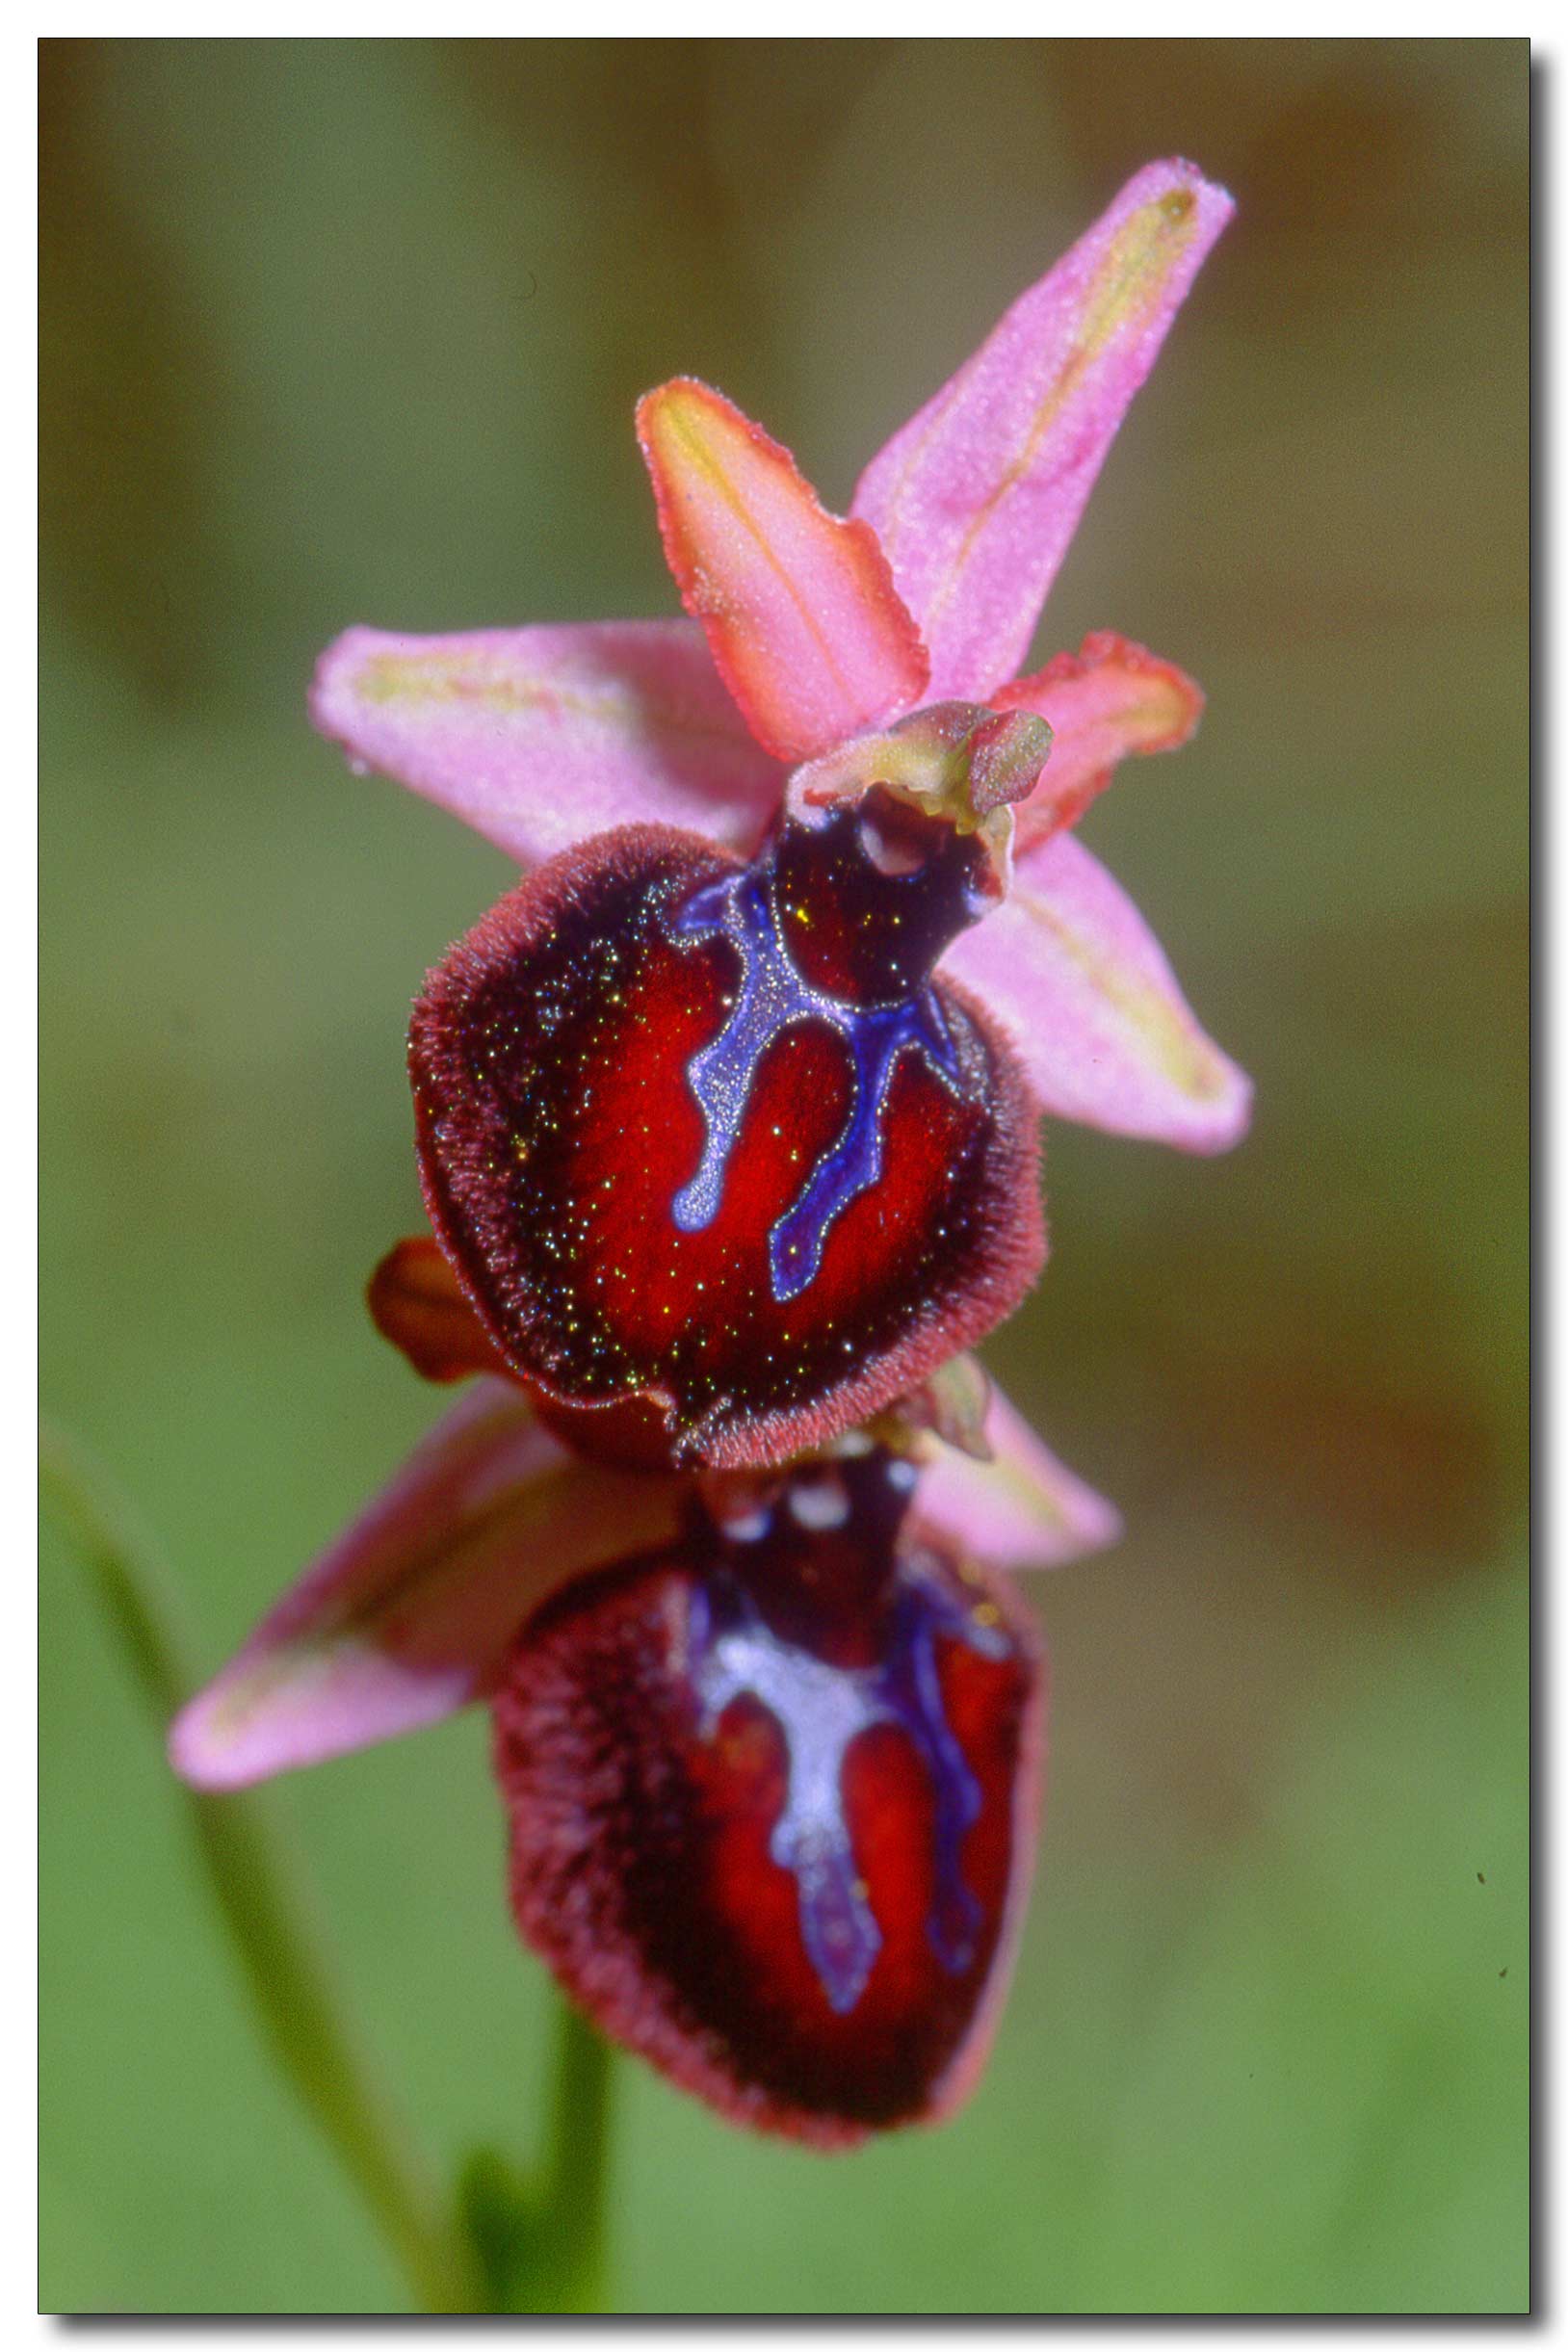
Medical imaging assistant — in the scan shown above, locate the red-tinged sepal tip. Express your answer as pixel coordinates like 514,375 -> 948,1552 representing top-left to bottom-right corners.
994,632 -> 1204,854
409,822 -> 1043,1471
368,1235 -> 515,1385
492,1446 -> 1045,2143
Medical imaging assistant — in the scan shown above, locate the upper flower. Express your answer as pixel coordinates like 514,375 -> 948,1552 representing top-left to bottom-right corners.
313,157 -> 1247,1153
310,159 -> 1250,1471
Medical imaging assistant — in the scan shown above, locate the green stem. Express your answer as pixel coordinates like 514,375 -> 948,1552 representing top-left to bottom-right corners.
39,1420 -> 483,2314
455,1999 -> 618,2313
536,1995 -> 615,2312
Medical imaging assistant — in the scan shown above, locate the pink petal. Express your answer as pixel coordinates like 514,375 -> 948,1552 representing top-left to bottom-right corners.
853,161 -> 1234,702
169,1381 -> 684,1789
995,631 -> 1205,854
940,831 -> 1252,1154
913,1386 -> 1121,1572
637,378 -> 929,763
310,618 -> 785,867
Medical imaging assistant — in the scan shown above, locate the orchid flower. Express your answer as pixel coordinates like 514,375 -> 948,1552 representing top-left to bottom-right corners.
311,157 -> 1249,1472
172,161 -> 1247,2149
172,1347 -> 1118,2144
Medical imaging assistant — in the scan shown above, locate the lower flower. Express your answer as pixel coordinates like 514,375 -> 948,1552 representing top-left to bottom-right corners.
170,1285 -> 1117,2143
495,1442 -> 1042,2145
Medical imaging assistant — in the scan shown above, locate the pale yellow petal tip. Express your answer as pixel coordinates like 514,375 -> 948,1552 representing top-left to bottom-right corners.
1081,193 -> 1214,355
636,377 -> 744,468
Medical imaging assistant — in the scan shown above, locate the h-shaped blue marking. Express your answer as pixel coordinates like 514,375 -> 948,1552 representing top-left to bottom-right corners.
671,870 -> 967,1303
691,1557 -> 1012,2015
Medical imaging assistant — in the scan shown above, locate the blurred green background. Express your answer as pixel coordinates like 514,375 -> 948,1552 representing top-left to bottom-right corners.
40,38 -> 1528,2315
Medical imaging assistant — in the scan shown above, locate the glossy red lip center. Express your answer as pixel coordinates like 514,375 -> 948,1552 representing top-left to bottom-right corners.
408,812 -> 1043,1468
492,1446 -> 1045,2144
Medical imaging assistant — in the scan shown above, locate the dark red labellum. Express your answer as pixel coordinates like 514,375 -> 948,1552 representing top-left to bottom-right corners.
410,817 -> 1042,1468
491,1447 -> 1045,2145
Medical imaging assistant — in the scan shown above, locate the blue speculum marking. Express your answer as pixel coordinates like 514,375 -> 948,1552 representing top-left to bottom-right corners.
671,870 -> 967,1303
691,1559 -> 1011,2014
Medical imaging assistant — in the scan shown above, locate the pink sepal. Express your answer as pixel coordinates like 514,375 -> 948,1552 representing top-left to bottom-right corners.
853,161 -> 1233,702
940,831 -> 1252,1154
637,378 -> 929,762
169,1381 -> 684,1789
912,1386 -> 1121,1572
310,618 -> 785,868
